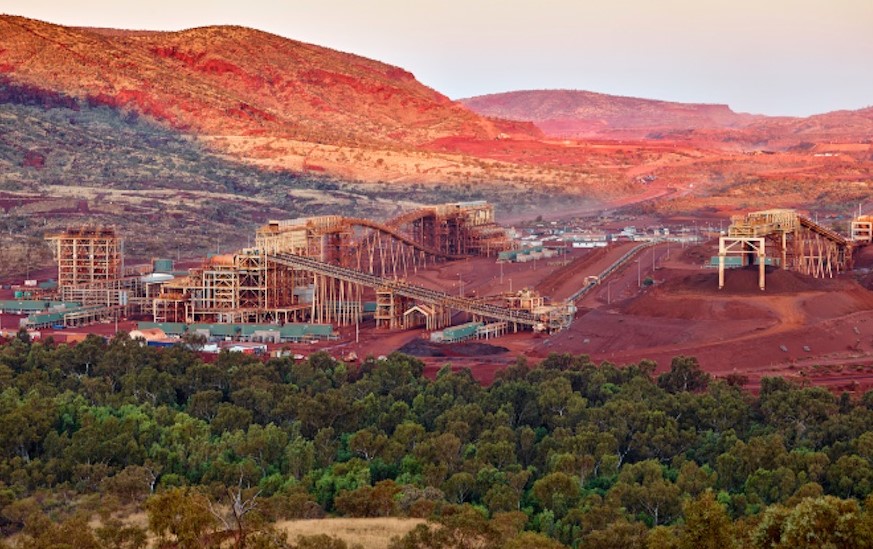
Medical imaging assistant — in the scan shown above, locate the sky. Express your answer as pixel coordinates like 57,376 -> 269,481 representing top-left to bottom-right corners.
3,0 -> 872,116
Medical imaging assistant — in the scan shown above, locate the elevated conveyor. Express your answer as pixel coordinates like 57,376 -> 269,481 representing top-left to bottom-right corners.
719,209 -> 855,289
268,252 -> 573,331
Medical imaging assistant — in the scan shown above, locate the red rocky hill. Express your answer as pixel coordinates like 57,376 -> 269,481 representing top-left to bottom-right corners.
462,89 -> 873,147
0,15 -> 538,148
460,89 -> 761,138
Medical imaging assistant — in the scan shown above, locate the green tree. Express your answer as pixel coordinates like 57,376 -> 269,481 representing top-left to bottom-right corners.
658,356 -> 710,393
504,531 -> 568,549
145,487 -> 216,549
531,472 -> 580,517
679,491 -> 734,549
779,496 -> 867,549
583,519 -> 648,549
609,460 -> 681,526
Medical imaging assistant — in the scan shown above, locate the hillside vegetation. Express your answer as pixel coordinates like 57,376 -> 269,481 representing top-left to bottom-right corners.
0,15 -> 558,186
1,76 -> 564,277
3,333 -> 873,547
0,16 -> 509,146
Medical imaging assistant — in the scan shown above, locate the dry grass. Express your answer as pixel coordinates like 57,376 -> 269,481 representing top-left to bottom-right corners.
276,517 -> 427,549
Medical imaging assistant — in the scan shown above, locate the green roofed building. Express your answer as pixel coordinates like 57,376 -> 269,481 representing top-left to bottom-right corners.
708,256 -> 744,268
136,322 -> 187,336
0,300 -> 81,314
135,322 -> 335,343
433,321 -> 483,343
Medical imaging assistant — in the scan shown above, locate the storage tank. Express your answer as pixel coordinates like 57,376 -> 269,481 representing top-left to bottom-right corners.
141,273 -> 175,284
153,259 -> 174,273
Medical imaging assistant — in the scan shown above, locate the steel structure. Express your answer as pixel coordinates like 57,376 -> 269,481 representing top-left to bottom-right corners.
718,209 -> 854,290
256,201 -> 512,274
152,248 -> 308,324
45,227 -> 123,288
268,252 -> 574,332
151,202 -> 574,331
851,215 -> 873,245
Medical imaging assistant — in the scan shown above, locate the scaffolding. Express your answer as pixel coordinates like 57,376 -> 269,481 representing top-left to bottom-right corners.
45,227 -> 123,288
42,227 -> 157,321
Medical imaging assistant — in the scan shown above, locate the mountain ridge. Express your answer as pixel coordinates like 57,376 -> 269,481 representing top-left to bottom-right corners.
461,89 -> 873,144
0,15 -> 539,148
1,14 -> 870,222
461,89 -> 764,138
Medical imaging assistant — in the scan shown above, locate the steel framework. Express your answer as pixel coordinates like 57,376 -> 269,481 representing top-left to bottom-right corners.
719,209 -> 854,289
45,227 -> 123,288
851,215 -> 873,244
269,252 -> 574,332
151,202 -> 572,331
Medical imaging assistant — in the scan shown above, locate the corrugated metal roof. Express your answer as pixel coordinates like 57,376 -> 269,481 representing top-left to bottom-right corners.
0,300 -> 80,312
442,321 -> 482,340
190,323 -> 239,337
26,312 -> 65,324
136,322 -> 334,339
137,322 -> 187,335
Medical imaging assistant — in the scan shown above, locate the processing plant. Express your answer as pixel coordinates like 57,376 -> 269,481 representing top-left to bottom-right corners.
39,202 -> 575,335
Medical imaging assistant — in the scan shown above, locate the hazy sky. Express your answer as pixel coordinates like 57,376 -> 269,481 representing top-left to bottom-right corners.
4,0 -> 872,116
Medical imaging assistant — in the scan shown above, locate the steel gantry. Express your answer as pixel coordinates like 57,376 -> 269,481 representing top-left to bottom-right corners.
718,209 -> 855,290
150,202 -> 558,329
268,252 -> 573,332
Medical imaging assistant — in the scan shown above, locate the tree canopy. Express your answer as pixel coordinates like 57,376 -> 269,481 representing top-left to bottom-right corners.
1,335 -> 873,547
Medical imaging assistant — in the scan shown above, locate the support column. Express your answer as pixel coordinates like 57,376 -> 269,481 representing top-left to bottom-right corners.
718,236 -> 766,291
781,231 -> 788,271
758,245 -> 766,291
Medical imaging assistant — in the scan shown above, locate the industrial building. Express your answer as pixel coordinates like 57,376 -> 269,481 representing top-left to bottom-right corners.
149,201 -> 573,333
35,203 -> 574,343
717,209 -> 867,290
